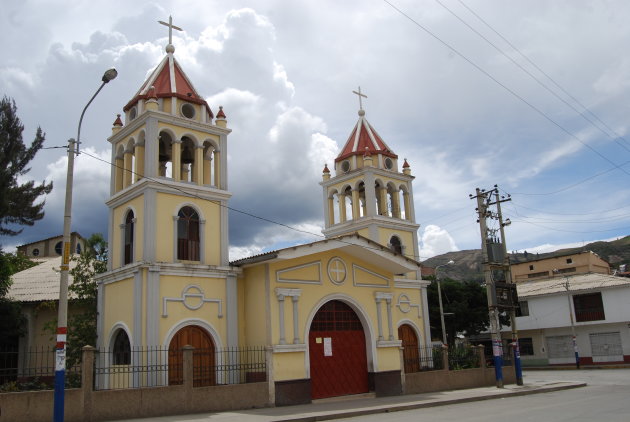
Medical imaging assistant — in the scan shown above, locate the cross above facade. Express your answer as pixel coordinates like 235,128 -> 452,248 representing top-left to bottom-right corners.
158,15 -> 183,45
352,86 -> 368,110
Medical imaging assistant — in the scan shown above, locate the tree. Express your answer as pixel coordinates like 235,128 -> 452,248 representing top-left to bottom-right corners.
427,278 -> 510,346
0,251 -> 36,348
65,234 -> 107,367
0,96 -> 53,236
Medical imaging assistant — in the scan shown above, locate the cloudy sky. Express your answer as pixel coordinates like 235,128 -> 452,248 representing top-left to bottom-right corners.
1,0 -> 629,261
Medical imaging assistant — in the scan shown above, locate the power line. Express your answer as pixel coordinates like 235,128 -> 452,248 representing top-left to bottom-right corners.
506,159 -> 630,196
78,149 -> 438,261
383,0 -> 630,177
457,0 -> 630,152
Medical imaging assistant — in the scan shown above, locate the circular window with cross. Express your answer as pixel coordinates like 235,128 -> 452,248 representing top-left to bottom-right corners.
327,257 -> 347,285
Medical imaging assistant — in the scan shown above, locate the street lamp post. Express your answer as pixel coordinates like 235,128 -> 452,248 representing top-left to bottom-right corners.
53,68 -> 117,422
435,260 -> 454,345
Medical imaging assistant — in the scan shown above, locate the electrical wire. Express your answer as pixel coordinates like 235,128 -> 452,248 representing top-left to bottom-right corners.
436,0 -> 630,155
78,149 -> 438,261
457,0 -> 630,152
382,0 -> 630,178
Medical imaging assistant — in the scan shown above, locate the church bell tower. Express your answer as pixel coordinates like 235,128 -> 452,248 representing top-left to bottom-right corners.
320,88 -> 421,263
97,17 -> 238,352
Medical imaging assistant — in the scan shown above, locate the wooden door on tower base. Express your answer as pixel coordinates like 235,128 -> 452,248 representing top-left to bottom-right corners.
168,325 -> 216,387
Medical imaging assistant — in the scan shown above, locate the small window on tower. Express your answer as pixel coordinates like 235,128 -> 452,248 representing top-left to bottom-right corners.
181,103 -> 196,119
341,160 -> 350,173
384,157 -> 393,170
129,106 -> 137,121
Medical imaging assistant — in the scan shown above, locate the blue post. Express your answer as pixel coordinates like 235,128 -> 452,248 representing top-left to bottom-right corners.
53,345 -> 66,421
512,339 -> 523,385
492,338 -> 503,387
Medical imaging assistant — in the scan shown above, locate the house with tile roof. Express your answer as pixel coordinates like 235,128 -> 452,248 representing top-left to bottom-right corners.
502,261 -> 630,366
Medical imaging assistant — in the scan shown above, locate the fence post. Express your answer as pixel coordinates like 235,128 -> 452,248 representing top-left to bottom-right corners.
183,345 -> 194,411
442,345 -> 449,371
81,346 -> 95,422
477,344 -> 486,368
265,346 -> 275,407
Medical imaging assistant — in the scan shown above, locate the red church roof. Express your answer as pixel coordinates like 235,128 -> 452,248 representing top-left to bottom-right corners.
335,111 -> 397,162
123,54 -> 213,118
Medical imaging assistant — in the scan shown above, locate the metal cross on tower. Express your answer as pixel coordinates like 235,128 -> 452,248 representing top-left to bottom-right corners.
158,15 -> 183,45
352,86 -> 368,110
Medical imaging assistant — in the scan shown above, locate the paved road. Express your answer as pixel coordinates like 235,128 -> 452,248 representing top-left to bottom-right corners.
336,369 -> 630,422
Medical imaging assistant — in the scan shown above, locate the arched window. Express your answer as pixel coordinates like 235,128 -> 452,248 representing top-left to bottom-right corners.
177,206 -> 200,261
390,236 -> 403,254
113,329 -> 131,365
124,210 -> 134,265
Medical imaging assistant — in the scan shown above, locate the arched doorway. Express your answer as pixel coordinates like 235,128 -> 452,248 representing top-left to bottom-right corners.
308,300 -> 368,399
398,324 -> 420,373
168,325 -> 215,386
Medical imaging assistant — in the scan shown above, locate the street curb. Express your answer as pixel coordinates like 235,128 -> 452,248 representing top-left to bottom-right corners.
274,383 -> 587,422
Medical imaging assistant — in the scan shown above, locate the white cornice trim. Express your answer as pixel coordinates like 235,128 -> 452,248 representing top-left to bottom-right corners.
273,344 -> 307,353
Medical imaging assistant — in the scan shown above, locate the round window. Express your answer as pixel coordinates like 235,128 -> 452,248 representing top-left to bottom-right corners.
181,103 -> 196,119
384,157 -> 393,170
129,106 -> 137,121
341,160 -> 350,173
55,241 -> 63,255
32,248 -> 40,256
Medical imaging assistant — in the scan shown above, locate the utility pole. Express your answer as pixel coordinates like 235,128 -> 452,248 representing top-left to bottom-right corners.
493,190 -> 523,385
470,185 -> 522,388
554,271 -> 580,369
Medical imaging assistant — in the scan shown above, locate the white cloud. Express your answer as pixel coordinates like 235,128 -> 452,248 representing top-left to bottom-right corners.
419,225 -> 459,259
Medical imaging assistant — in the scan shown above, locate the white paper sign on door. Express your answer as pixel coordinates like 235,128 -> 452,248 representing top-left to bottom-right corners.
324,337 -> 332,356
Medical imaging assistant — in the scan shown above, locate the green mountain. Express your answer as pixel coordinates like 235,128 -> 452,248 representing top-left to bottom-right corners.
422,235 -> 630,282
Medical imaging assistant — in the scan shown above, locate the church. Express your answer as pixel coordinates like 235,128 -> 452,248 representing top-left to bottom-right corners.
95,19 -> 430,405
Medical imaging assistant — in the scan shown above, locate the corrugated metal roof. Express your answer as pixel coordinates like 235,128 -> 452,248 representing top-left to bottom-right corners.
6,257 -> 77,302
517,272 -> 630,298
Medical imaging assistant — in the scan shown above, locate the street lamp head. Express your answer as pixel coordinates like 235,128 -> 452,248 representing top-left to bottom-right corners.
102,68 -> 118,83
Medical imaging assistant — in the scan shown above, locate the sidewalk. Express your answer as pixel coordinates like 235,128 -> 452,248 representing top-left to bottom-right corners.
112,379 -> 586,422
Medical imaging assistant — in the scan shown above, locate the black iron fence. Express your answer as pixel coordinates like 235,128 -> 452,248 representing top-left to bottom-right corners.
0,346 -> 82,392
93,345 -> 267,391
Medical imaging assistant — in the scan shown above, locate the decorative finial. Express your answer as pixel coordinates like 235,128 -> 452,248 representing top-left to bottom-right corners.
363,146 -> 372,157
403,158 -> 410,168
113,114 -> 123,127
352,86 -> 367,113
158,15 -> 183,53
216,105 -> 226,119
323,164 -> 330,173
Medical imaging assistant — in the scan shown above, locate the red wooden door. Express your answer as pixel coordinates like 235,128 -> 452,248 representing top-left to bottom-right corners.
168,325 -> 216,386
309,301 -> 368,399
398,324 -> 420,373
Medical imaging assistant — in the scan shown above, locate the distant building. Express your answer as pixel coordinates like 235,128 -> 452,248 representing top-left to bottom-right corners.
16,232 -> 86,258
511,250 -> 610,282
501,251 -> 629,366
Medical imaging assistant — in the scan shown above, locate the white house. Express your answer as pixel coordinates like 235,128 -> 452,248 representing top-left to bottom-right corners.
505,272 -> 630,366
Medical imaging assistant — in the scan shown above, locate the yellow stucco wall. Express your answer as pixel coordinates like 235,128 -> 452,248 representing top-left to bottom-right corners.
239,265 -> 269,347
159,275 -> 227,346
273,352 -> 307,381
376,346 -> 402,371
377,228 -> 414,254
103,277 -> 135,342
154,192 -> 222,265
111,196 -> 145,269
